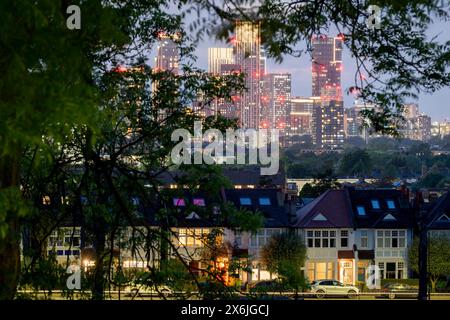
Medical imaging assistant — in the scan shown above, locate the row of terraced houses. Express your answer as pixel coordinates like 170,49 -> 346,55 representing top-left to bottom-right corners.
34,169 -> 450,286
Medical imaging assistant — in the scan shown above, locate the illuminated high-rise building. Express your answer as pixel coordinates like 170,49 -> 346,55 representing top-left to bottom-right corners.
234,21 -> 262,129
310,35 -> 344,148
311,35 -> 343,97
400,103 -> 431,141
312,98 -> 345,149
208,48 -> 234,75
261,73 -> 291,134
153,33 -> 180,120
154,33 -> 180,74
431,121 -> 450,138
289,97 -> 319,137
345,101 -> 376,141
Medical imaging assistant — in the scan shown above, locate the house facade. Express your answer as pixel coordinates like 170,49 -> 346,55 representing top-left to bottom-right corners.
426,191 -> 450,238
295,187 -> 415,285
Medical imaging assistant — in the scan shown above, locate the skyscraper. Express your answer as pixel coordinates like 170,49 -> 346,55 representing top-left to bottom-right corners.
312,98 -> 345,148
311,35 -> 343,97
311,35 -> 344,148
289,97 -> 318,137
400,103 -> 432,141
208,48 -> 234,75
153,33 -> 180,120
154,33 -> 179,74
217,63 -> 241,119
261,73 -> 291,134
344,101 -> 376,141
234,21 -> 262,129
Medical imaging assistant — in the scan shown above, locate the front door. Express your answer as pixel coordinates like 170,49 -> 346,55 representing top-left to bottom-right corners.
339,260 -> 354,285
386,262 -> 396,279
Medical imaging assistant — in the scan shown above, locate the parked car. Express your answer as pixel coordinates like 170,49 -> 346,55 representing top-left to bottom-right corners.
378,283 -> 418,299
310,279 -> 359,298
250,280 -> 293,293
124,285 -> 172,298
249,280 -> 299,300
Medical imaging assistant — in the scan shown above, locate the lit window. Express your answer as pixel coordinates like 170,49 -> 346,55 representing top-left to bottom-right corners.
193,198 -> 205,206
386,200 -> 395,209
356,206 -> 366,216
42,196 -> 51,205
371,200 -> 380,209
239,197 -> 252,205
179,229 -> 187,245
259,197 -> 271,205
173,198 -> 186,206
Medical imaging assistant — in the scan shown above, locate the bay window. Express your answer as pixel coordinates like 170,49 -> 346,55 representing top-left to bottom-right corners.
376,230 -> 406,248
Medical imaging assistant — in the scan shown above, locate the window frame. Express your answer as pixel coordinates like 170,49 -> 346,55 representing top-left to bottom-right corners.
386,200 -> 396,209
305,229 -> 337,248
371,199 -> 381,209
356,206 -> 366,216
239,197 -> 252,206
258,197 -> 271,206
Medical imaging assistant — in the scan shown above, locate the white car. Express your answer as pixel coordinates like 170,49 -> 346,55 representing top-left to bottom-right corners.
311,279 -> 359,298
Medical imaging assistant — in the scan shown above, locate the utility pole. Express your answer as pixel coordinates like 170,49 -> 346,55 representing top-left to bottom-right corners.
418,209 -> 428,300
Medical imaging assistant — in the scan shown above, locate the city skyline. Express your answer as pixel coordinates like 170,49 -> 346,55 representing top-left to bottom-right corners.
148,23 -> 450,122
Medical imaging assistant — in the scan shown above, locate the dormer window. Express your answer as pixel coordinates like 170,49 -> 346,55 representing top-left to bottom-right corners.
371,199 -> 380,209
259,197 -> 271,205
437,214 -> 450,222
173,198 -> 186,207
386,200 -> 396,209
239,197 -> 252,205
193,198 -> 205,207
356,206 -> 366,216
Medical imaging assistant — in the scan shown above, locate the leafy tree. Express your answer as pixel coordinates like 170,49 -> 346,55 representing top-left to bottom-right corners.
409,142 -> 432,163
0,0 -> 254,300
409,236 -> 450,292
261,232 -> 308,298
338,148 -> 372,178
299,169 -> 341,198
344,137 -> 366,149
0,0 -> 195,300
416,172 -> 446,188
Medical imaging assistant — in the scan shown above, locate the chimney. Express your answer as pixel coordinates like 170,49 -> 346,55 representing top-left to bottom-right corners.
400,183 -> 410,200
413,190 -> 424,209
276,190 -> 283,207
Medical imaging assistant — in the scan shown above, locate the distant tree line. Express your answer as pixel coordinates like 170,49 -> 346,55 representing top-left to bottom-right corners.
285,137 -> 450,190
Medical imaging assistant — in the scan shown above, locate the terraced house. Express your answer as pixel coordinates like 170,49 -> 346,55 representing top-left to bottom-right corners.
36,180 -> 450,287
295,187 -> 415,285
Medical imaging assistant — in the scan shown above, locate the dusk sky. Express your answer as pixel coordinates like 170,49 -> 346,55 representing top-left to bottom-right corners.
150,12 -> 450,122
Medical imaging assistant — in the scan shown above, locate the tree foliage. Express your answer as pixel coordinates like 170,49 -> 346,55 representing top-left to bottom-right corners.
261,232 -> 308,293
409,236 -> 450,291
